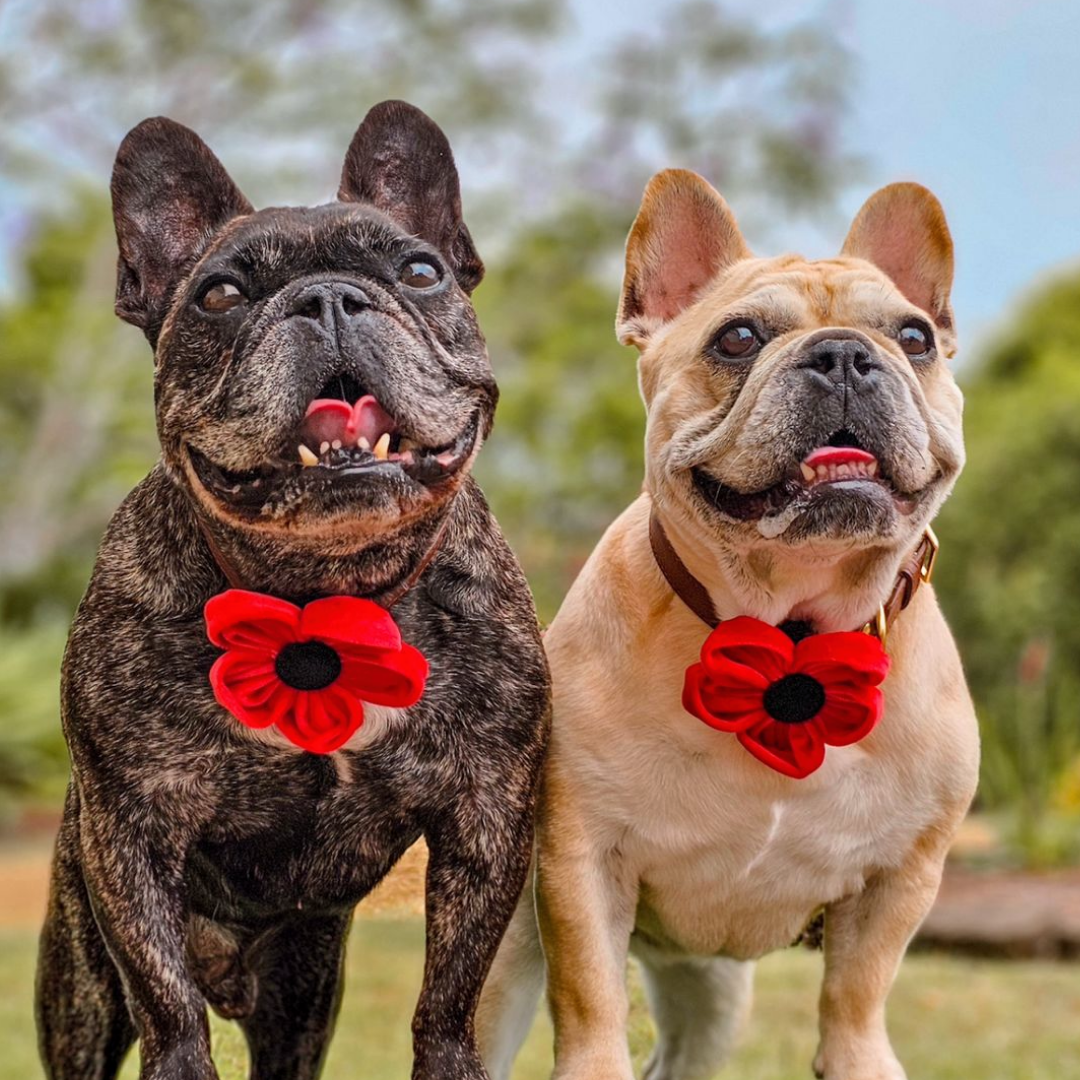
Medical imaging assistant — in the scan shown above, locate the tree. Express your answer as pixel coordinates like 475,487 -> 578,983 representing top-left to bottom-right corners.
934,270 -> 1080,857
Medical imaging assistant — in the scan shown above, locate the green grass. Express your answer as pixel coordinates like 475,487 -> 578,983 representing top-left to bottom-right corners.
6,918 -> 1079,1078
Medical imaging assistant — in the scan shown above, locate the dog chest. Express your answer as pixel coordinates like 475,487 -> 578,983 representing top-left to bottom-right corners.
581,717 -> 936,960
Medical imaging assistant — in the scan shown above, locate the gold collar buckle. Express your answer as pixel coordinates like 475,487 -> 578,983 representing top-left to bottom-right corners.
865,603 -> 889,647
919,525 -> 940,584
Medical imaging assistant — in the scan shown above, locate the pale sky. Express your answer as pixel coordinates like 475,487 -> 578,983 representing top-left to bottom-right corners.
571,0 -> 1080,344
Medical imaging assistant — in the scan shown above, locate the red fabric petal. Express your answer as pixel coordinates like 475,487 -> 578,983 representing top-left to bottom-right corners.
209,651 -> 286,730
699,616 -> 794,685
338,643 -> 428,708
791,631 -> 891,686
683,664 -> 767,732
205,590 -> 300,654
738,716 -> 826,779
206,588 -> 427,754
817,685 -> 885,746
275,685 -> 365,754
298,596 -> 403,653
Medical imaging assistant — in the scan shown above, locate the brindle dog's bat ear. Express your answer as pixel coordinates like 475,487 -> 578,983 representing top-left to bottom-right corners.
338,100 -> 484,294
111,118 -> 253,345
842,182 -> 955,333
617,169 -> 752,350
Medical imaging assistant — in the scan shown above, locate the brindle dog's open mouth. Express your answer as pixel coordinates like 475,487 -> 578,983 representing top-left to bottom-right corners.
693,429 -> 932,522
188,373 -> 480,510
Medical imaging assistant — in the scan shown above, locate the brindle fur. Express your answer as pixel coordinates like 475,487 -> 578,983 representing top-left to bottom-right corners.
36,101 -> 550,1080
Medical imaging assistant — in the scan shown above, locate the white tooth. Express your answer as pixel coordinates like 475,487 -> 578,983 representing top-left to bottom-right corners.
800,462 -> 816,482
357,436 -> 371,451
331,439 -> 342,450
868,460 -> 879,477
319,441 -> 330,455
838,463 -> 851,478
816,465 -> 829,482
373,432 -> 390,460
298,444 -> 318,466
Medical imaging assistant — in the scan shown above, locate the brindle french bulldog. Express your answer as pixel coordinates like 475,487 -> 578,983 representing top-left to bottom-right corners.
36,100 -> 550,1080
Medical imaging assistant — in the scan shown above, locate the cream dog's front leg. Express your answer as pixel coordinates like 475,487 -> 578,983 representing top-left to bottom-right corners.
536,772 -> 639,1080
814,830 -> 953,1080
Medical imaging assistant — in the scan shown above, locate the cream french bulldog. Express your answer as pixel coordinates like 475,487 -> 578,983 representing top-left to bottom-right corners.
477,172 -> 979,1080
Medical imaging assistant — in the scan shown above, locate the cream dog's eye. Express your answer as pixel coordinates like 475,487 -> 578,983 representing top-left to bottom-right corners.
898,321 -> 933,358
400,261 -> 442,289
713,322 -> 761,360
199,281 -> 247,314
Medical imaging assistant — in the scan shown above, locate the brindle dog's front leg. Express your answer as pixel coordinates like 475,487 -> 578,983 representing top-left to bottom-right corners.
411,789 -> 536,1080
814,830 -> 954,1080
78,798 -> 216,1080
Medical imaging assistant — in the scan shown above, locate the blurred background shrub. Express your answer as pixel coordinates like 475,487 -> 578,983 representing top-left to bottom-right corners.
0,0 -> 1078,866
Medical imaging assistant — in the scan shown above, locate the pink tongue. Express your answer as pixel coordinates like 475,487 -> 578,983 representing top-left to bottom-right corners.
301,395 -> 395,449
803,446 -> 877,468
347,395 -> 395,446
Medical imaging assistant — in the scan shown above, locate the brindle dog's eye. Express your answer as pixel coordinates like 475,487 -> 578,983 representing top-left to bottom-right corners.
898,321 -> 933,358
400,261 -> 442,289
712,322 -> 761,360
199,281 -> 247,314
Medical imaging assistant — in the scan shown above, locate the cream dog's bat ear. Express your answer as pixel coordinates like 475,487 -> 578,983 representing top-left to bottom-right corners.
617,169 -> 751,349
842,182 -> 955,332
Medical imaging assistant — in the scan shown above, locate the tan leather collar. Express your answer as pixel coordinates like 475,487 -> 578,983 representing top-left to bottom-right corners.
648,509 -> 938,647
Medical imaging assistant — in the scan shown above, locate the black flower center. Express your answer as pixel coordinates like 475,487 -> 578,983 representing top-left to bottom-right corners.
763,673 -> 826,725
275,641 -> 342,691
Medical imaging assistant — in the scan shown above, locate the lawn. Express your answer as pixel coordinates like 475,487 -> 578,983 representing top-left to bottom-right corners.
5,916 -> 1079,1079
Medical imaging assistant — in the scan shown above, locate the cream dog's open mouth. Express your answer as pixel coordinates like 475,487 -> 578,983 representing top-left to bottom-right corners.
188,373 -> 479,510
693,429 -> 933,522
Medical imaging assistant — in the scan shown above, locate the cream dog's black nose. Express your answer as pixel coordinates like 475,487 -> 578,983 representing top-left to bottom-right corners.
798,336 -> 882,390
287,281 -> 371,329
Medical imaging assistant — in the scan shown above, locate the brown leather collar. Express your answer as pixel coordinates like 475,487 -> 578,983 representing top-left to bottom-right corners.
648,509 -> 938,646
196,512 -> 451,610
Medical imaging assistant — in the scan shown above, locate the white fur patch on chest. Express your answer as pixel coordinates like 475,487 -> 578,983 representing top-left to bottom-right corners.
231,702 -> 407,763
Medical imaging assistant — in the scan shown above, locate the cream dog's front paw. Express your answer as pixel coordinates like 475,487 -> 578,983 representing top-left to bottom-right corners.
813,1035 -> 907,1080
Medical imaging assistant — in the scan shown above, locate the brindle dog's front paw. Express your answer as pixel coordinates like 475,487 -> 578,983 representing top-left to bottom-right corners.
813,1036 -> 907,1080
413,1036 -> 489,1080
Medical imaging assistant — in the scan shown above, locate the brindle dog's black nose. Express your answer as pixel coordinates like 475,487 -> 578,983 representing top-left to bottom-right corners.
287,281 -> 371,330
798,335 -> 882,391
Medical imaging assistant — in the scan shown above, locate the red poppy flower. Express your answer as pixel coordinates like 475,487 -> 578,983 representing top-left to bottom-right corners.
205,589 -> 428,754
682,616 -> 890,779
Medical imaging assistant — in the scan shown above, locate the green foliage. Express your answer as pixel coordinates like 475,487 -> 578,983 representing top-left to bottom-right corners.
0,621 -> 68,820
473,204 -> 644,617
0,194 -> 157,627
935,270 -> 1080,855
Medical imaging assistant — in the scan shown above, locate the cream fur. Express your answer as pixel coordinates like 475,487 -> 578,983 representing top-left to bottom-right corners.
477,177 -> 979,1080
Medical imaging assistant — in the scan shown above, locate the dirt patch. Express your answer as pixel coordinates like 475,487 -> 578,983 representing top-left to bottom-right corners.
0,840 -> 430,929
